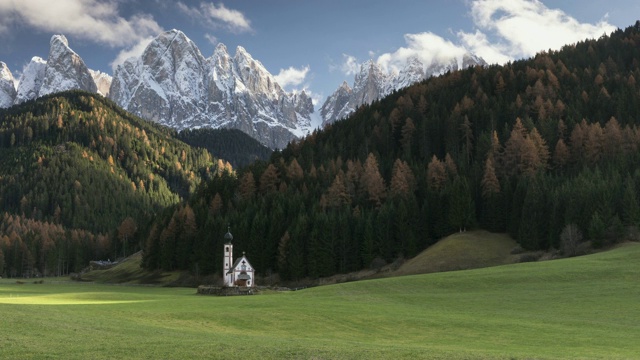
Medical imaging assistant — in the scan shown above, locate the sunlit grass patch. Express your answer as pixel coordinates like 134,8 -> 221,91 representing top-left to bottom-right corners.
0,292 -> 153,305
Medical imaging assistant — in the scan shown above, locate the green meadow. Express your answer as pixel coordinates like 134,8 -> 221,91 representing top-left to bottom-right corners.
1,243 -> 639,359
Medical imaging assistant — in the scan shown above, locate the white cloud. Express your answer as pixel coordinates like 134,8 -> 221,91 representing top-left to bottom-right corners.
368,0 -> 616,73
377,32 -> 467,74
177,2 -> 252,34
340,54 -> 360,76
458,0 -> 616,64
274,66 -> 310,89
204,33 -> 219,46
110,36 -> 154,70
0,0 -> 163,47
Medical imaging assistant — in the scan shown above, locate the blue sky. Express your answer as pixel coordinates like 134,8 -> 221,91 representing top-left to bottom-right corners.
0,0 -> 638,106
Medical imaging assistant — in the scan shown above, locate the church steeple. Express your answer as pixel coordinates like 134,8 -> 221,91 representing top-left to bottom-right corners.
223,227 -> 234,286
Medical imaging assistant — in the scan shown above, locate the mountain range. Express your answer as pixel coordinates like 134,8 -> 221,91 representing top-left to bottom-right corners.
0,30 -> 485,148
319,54 -> 486,125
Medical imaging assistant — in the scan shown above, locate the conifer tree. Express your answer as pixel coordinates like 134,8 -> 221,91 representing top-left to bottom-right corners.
481,157 -> 500,198
427,155 -> 446,191
361,153 -> 386,207
259,164 -> 279,194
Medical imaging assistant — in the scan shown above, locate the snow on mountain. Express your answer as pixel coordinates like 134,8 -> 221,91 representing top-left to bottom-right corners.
39,35 -> 97,97
0,62 -> 16,108
14,57 -> 47,105
321,53 -> 486,125
319,81 -> 353,125
9,36 -> 102,106
90,70 -> 112,97
110,29 -> 314,149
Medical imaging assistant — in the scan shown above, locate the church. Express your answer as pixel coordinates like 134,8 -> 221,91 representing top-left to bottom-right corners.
223,228 -> 255,287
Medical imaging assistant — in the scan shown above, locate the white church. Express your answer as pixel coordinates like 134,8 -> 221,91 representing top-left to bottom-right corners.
223,228 -> 255,287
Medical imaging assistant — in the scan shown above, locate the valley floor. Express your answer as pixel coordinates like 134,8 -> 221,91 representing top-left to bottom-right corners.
1,242 -> 639,359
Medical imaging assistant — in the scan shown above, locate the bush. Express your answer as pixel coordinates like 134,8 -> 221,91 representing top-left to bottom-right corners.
519,253 -> 541,263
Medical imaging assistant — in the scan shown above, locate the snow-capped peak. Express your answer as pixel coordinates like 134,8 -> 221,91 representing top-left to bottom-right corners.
108,30 -> 314,149
320,52 -> 486,125
39,34 -> 97,97
0,62 -> 17,108
14,56 -> 47,105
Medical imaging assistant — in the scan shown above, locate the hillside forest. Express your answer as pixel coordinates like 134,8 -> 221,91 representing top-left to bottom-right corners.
3,23 -> 640,281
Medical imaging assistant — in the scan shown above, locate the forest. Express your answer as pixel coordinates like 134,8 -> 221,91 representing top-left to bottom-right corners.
141,22 -> 640,280
0,91 -> 230,277
3,22 -> 640,281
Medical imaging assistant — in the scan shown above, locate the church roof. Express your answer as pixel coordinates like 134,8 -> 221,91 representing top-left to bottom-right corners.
231,254 -> 252,270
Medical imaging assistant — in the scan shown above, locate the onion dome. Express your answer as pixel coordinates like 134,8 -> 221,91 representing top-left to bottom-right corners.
224,226 -> 233,243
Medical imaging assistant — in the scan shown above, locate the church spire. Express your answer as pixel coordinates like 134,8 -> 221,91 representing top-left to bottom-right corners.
224,225 -> 233,244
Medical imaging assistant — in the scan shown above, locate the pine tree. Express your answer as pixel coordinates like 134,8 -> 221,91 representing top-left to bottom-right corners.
622,177 -> 640,227
448,176 -> 474,232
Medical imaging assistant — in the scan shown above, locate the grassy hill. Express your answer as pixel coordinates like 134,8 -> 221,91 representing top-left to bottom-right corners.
79,252 -> 182,285
393,230 -> 519,276
1,242 -> 638,359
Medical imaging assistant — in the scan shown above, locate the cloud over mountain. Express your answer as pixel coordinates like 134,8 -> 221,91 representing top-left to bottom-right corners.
0,0 -> 162,47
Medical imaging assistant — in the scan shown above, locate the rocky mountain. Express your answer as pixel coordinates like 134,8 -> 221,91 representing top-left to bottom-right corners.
320,53 -> 486,125
0,62 -> 16,108
3,35 -> 98,107
109,29 -> 315,149
90,70 -> 112,97
14,57 -> 47,104
38,35 -> 97,97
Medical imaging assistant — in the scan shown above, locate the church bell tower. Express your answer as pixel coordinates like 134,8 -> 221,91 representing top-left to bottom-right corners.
223,227 -> 234,286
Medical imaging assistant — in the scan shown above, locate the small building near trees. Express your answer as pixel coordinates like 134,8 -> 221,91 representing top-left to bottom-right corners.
222,228 -> 255,287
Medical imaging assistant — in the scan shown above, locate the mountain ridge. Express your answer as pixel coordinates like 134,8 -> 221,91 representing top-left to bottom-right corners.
320,52 -> 487,125
0,29 -> 487,149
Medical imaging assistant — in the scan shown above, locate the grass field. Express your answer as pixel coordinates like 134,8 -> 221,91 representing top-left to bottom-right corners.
1,243 -> 639,359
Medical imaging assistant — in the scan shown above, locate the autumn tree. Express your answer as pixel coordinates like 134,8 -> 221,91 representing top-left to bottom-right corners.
426,155 -> 446,191
481,157 -> 500,198
390,159 -> 416,199
553,139 -> 570,169
286,158 -> 304,182
238,172 -> 256,200
259,164 -> 279,194
118,217 -> 137,257
209,193 -> 223,215
361,153 -> 386,207
528,128 -> 550,170
325,171 -> 351,208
